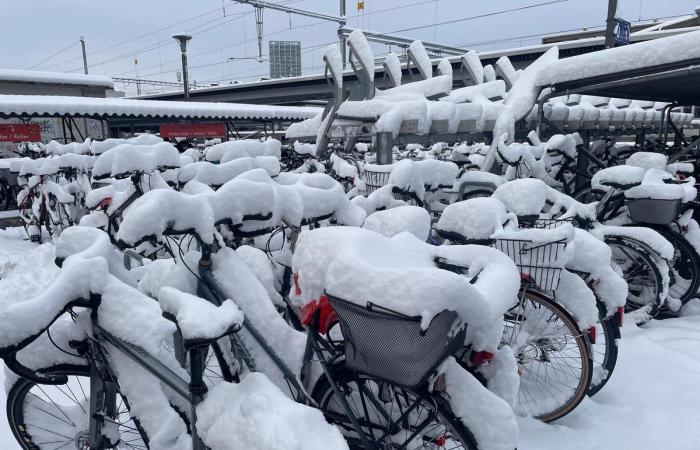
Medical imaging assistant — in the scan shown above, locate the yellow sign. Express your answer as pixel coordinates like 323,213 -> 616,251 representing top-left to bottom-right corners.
357,1 -> 364,11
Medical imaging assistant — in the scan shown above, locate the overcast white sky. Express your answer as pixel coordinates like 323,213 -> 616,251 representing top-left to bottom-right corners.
2,0 -> 698,95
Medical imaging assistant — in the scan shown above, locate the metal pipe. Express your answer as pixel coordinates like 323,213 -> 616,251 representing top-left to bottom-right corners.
80,37 -> 88,74
604,0 -> 618,49
173,34 -> 192,101
339,27 -> 468,56
233,0 -> 346,24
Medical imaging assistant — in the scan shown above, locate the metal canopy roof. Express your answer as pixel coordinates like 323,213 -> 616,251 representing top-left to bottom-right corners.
540,59 -> 700,104
0,95 -> 321,121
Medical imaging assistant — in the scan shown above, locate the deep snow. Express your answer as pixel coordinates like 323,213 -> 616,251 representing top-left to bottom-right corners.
1,227 -> 700,449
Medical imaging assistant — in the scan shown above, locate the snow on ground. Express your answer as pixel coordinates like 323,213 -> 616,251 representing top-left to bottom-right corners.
0,227 -> 42,450
0,227 -> 699,449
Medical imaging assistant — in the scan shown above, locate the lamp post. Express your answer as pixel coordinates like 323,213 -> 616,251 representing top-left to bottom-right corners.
173,33 -> 192,100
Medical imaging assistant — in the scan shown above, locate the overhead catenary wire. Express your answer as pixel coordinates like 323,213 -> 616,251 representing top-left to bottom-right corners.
27,40 -> 80,70
41,6 -> 228,71
115,0 -> 438,79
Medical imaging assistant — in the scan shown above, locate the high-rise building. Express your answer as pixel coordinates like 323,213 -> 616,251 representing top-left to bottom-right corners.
269,41 -> 302,79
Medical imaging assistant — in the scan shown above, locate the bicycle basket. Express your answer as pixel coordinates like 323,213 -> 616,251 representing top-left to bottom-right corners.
492,238 -> 568,291
518,217 -> 573,230
626,198 -> 681,225
327,295 -> 466,389
363,166 -> 392,194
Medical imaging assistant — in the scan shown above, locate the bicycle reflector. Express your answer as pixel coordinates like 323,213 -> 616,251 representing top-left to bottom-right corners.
470,351 -> 495,366
615,306 -> 624,327
97,197 -> 112,210
588,326 -> 596,345
301,295 -> 338,335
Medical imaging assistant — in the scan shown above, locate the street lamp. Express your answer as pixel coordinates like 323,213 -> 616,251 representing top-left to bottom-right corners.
173,33 -> 192,100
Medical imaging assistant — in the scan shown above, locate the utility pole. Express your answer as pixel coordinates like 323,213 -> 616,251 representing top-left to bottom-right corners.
604,0 -> 618,49
80,36 -> 88,74
173,33 -> 193,101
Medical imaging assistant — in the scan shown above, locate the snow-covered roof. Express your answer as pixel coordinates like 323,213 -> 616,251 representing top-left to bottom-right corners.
537,30 -> 700,87
0,95 -> 322,120
0,69 -> 114,88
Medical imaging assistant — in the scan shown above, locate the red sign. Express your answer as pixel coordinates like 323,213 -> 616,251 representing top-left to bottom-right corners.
160,123 -> 226,139
0,124 -> 41,142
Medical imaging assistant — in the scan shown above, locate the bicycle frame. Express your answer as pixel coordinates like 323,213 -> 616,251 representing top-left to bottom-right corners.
76,240 -> 378,450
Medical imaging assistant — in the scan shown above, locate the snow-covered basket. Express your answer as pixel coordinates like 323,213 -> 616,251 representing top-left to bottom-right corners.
362,163 -> 393,194
626,197 -> 681,225
492,226 -> 572,291
326,294 -> 466,389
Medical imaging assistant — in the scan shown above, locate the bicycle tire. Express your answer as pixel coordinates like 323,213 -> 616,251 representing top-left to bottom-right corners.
605,237 -> 664,325
588,300 -> 619,397
311,365 -> 479,450
6,364 -> 149,450
646,225 -> 700,305
502,288 -> 592,423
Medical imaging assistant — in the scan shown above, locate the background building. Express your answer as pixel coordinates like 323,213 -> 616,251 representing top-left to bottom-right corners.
269,41 -> 302,79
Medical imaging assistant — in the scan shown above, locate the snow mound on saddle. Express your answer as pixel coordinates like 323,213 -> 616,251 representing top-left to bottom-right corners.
363,205 -> 431,241
205,139 -> 281,163
92,142 -> 180,179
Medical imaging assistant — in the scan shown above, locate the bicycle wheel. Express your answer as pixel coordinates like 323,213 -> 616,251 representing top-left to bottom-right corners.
502,289 -> 592,422
312,366 -> 479,450
605,237 -> 664,325
588,300 -> 619,397
572,187 -> 603,204
648,225 -> 700,305
6,365 -> 148,450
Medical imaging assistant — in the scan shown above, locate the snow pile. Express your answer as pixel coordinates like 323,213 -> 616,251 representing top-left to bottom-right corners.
44,140 -> 91,155
285,112 -> 323,139
441,80 -> 506,104
205,139 -> 281,163
92,142 -> 180,179
538,29 -> 700,86
292,227 -> 521,353
363,205 -> 431,241
462,50 -> 484,84
408,40 -> 433,78
439,357 -> 519,450
293,141 -> 317,156
351,184 -> 408,214
591,165 -> 646,191
436,197 -> 515,241
196,373 -> 348,450
158,287 -> 244,341
383,52 -> 402,87
178,156 -> 281,187
626,152 -> 668,171
116,189 -> 216,245
387,159 -> 458,200
485,47 -> 559,170
348,29 -> 375,78
493,178 -> 549,216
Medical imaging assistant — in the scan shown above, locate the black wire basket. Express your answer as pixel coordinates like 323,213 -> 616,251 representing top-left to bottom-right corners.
492,238 -> 568,291
327,295 -> 466,389
363,167 -> 392,194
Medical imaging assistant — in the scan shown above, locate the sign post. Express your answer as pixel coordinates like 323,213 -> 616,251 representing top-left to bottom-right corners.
0,124 -> 41,142
614,18 -> 631,45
